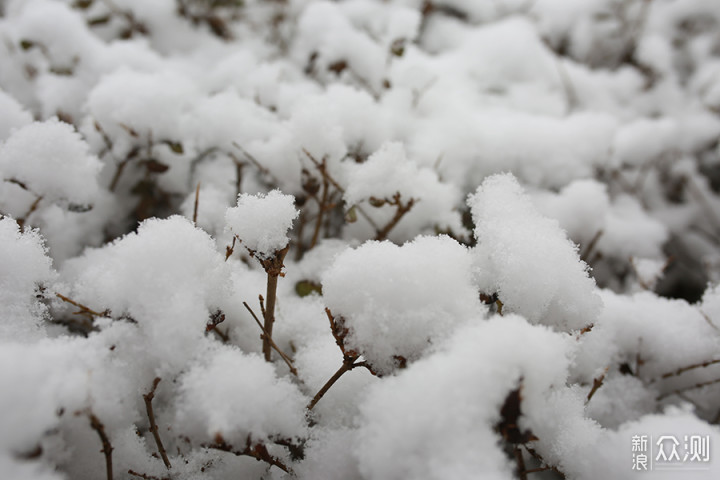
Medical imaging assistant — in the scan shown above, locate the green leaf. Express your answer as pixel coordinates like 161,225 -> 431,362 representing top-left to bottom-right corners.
295,280 -> 322,297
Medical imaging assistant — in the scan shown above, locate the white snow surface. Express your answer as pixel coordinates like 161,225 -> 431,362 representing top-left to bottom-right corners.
469,173 -> 602,331
225,189 -> 298,257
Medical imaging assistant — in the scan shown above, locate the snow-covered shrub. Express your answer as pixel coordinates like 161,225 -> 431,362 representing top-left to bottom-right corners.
1,1 -> 720,479
322,235 -> 481,374
469,173 -> 601,331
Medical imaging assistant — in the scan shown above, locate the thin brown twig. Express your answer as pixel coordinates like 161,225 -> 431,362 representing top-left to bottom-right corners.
586,367 -> 609,405
580,230 -> 604,263
55,292 -> 107,318
657,377 -> 720,401
310,162 -> 330,250
652,359 -> 720,383
109,156 -> 133,192
127,469 -> 169,480
686,175 -> 720,235
307,358 -> 357,411
232,143 -> 279,182
143,378 -> 172,470
17,194 -> 43,230
700,310 -> 720,331
192,182 -> 200,225
523,445 -> 566,479
243,301 -> 298,376
88,412 -> 114,480
374,193 -> 416,241
302,148 -> 380,231
207,437 -> 292,474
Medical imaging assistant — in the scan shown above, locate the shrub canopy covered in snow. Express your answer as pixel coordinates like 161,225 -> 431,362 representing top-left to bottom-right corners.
1,1 -> 720,480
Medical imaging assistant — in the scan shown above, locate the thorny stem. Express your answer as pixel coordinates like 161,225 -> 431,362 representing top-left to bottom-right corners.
243,301 -> 298,376
88,412 -> 114,480
143,378 -> 172,470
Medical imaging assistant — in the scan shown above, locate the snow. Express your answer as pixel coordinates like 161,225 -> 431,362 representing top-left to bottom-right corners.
356,315 -> 571,480
0,217 -> 54,340
176,345 -> 307,445
62,216 -> 229,370
225,190 -> 298,257
0,119 -> 102,205
0,88 -> 33,141
322,235 -> 482,374
469,173 -> 602,331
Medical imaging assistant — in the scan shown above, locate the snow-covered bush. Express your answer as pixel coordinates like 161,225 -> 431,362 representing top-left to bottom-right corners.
2,1 -> 720,479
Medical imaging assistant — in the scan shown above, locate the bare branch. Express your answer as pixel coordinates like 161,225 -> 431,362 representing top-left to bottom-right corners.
143,378 -> 171,470
243,301 -> 298,376
87,412 -> 113,480
193,182 -> 200,225
55,292 -> 107,318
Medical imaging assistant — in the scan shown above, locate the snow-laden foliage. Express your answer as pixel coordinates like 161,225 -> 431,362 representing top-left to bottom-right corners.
225,190 -> 298,257
469,173 -> 602,331
322,235 -> 481,374
1,0 -> 720,479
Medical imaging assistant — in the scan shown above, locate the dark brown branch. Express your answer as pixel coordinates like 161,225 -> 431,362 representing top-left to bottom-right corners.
307,358 -> 356,411
207,437 -> 291,474
243,301 -> 298,376
515,446 -> 528,480
585,367 -> 608,405
523,445 -> 566,479
127,469 -> 169,480
143,378 -> 171,470
88,412 -> 113,480
258,246 -> 289,362
374,193 -> 416,241
192,182 -> 200,225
